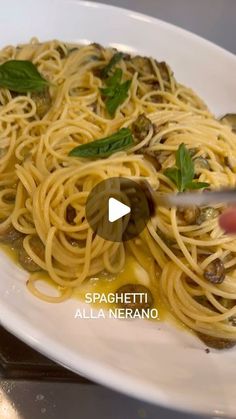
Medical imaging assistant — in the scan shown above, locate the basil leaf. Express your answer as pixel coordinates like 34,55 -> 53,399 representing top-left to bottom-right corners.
69,128 -> 133,158
100,69 -> 123,98
186,181 -> 210,190
0,60 -> 49,93
105,80 -> 131,117
100,68 -> 131,116
164,168 -> 182,191
176,143 -> 194,187
100,52 -> 124,78
106,68 -> 123,87
164,143 -> 209,192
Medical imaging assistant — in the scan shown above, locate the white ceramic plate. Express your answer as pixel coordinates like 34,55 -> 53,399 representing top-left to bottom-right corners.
1,1 -> 236,416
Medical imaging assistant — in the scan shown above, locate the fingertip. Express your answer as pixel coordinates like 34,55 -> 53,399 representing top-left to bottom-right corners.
219,209 -> 236,234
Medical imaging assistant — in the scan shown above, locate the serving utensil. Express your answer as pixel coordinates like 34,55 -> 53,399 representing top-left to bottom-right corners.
141,181 -> 236,209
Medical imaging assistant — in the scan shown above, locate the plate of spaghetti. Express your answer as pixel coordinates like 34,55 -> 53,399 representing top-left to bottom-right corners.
1,0 -> 236,416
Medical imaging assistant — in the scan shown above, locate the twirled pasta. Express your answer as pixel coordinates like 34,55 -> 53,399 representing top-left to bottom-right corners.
0,39 -> 236,343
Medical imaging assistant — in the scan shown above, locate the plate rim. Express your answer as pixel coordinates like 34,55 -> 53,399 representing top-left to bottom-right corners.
76,0 -> 236,60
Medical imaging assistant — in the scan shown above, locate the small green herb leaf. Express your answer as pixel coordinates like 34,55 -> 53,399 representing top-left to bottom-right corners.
100,68 -> 123,97
100,68 -> 131,117
106,68 -> 123,87
100,52 -> 124,78
176,143 -> 194,177
105,80 -> 131,116
186,181 -> 210,190
164,143 -> 209,192
164,168 -> 182,191
0,60 -> 49,93
69,128 -> 134,158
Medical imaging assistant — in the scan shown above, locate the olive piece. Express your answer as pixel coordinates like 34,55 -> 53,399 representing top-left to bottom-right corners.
90,42 -> 104,51
17,236 -> 44,272
56,45 -> 67,58
143,79 -> 160,91
116,284 -> 154,311
68,47 -> 80,54
138,79 -> 163,102
11,237 -> 25,250
2,193 -> 15,204
143,154 -> 161,171
132,114 -> 153,142
203,258 -> 225,284
155,61 -> 170,82
189,148 -> 198,157
196,207 -> 219,225
194,157 -> 210,173
224,156 -> 236,171
197,332 -> 236,350
195,296 -> 215,311
219,297 -> 234,310
66,205 -> 76,225
149,95 -> 164,104
177,206 -> 200,225
31,87 -> 52,119
229,316 -> 236,327
129,56 -> 153,75
153,150 -> 171,165
30,236 -> 45,260
156,228 -> 176,247
0,225 -> 23,244
220,113 -> 236,133
18,246 -> 41,272
66,236 -> 80,247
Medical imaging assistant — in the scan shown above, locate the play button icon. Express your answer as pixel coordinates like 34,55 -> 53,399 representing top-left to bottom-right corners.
108,198 -> 130,222
86,177 -> 151,242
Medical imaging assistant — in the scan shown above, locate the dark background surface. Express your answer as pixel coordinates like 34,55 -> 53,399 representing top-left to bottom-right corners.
0,0 -> 235,418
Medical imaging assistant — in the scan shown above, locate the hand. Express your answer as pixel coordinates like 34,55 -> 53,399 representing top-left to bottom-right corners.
219,208 -> 236,234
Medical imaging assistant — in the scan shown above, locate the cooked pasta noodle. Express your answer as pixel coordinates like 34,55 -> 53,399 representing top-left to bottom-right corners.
1,39 -> 236,343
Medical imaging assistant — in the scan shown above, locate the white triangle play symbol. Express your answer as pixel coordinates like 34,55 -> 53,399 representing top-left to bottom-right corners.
108,197 -> 131,223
